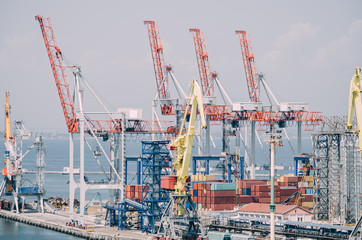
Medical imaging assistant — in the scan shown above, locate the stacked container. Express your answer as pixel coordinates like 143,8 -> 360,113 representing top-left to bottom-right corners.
125,185 -> 147,201
251,185 -> 281,204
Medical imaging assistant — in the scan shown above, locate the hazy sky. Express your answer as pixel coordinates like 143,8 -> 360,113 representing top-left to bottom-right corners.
0,1 -> 361,131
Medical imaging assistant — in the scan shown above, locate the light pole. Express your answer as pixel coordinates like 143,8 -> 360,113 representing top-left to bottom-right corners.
266,124 -> 282,240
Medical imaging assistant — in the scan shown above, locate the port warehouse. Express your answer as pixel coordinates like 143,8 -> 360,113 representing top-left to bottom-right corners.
0,12 -> 361,240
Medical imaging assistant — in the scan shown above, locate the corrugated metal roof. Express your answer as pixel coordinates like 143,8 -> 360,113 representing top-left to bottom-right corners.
238,203 -> 311,214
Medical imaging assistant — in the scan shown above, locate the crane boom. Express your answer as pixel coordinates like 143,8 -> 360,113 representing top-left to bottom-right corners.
235,30 -> 260,103
190,29 -> 215,97
35,15 -> 78,132
347,68 -> 362,150
171,80 -> 206,194
144,20 -> 174,115
4,92 -> 13,141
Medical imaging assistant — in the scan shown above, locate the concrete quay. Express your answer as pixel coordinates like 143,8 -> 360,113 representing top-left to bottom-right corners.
0,210 -> 153,240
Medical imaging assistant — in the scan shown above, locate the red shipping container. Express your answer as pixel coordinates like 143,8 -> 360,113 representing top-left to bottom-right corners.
258,197 -> 270,203
284,176 -> 299,182
279,182 -> 287,187
161,176 -> 176,190
253,191 -> 281,197
211,190 -> 236,197
280,188 -> 298,196
301,194 -> 313,202
210,196 -> 235,204
241,179 -> 268,189
237,196 -> 254,204
252,185 -> 280,192
280,195 -> 289,203
211,203 -> 235,211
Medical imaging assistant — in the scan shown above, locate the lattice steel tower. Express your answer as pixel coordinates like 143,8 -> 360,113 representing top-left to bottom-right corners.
312,116 -> 361,225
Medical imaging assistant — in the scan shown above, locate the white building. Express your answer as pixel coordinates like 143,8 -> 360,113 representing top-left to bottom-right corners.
238,203 -> 312,222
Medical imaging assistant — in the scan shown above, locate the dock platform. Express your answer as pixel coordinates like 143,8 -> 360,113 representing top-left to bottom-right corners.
0,210 -> 152,240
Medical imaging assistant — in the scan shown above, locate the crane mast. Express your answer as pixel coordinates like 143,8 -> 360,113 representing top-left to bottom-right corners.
4,92 -> 14,142
189,29 -> 215,97
35,15 -> 78,133
144,20 -> 174,115
346,68 -> 362,238
4,92 -> 16,180
235,30 -> 260,103
171,80 -> 206,194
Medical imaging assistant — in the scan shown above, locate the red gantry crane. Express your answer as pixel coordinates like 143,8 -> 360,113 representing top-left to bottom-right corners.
35,15 -> 178,217
234,30 -> 322,178
189,29 -> 215,97
235,30 -> 260,103
35,16 -> 175,135
189,29 -> 231,121
144,20 -> 173,115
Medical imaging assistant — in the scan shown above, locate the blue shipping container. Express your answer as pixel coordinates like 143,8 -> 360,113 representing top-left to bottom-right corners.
242,188 -> 251,195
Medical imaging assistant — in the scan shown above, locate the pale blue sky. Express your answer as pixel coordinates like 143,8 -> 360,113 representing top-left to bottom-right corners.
0,1 -> 361,131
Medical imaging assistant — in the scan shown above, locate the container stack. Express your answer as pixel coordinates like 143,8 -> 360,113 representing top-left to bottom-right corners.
125,185 -> 147,201
277,174 -> 314,208
251,185 -> 281,204
236,179 -> 267,196
191,182 -> 237,211
280,187 -> 298,203
210,182 -> 236,211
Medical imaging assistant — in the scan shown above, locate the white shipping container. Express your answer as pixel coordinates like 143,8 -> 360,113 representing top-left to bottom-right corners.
298,182 -> 309,188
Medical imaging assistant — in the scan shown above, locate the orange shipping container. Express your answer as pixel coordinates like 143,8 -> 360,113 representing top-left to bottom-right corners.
161,176 -> 176,190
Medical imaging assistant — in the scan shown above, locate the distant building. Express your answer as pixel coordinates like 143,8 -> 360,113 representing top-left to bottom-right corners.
238,203 -> 312,222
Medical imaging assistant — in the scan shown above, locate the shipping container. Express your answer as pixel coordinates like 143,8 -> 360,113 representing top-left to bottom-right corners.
303,176 -> 313,182
305,188 -> 314,195
242,188 -> 251,195
298,182 -> 309,188
161,176 -> 176,190
211,183 -> 236,191
210,196 -> 235,204
208,231 -> 231,240
211,190 -> 235,197
251,185 -> 280,192
210,203 -> 235,211
230,233 -> 255,240
280,188 -> 298,196
237,195 -> 254,204
301,194 -> 313,202
302,201 -> 314,208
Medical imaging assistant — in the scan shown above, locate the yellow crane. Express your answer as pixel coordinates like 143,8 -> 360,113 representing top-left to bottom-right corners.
3,92 -> 16,179
4,92 -> 14,142
171,79 -> 207,195
157,80 -> 207,240
346,68 -> 362,238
